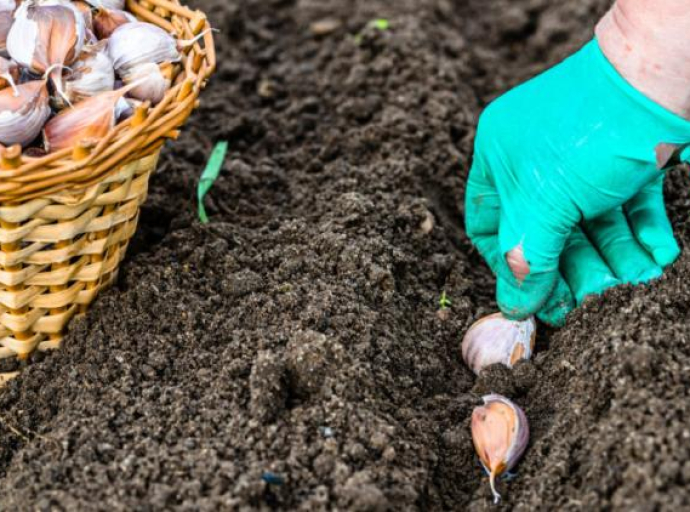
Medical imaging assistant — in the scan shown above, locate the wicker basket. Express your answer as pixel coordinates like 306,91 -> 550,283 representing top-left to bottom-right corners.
0,0 -> 216,384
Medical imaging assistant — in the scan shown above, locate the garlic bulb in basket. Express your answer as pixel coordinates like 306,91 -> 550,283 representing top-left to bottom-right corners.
0,0 -> 14,57
108,22 -> 180,76
471,394 -> 529,504
461,313 -> 536,375
121,62 -> 172,104
43,87 -> 130,152
7,0 -> 86,104
93,7 -> 135,39
0,80 -> 51,147
65,41 -> 115,104
0,55 -> 18,94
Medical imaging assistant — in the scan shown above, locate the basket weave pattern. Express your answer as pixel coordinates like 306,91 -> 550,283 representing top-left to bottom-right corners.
0,0 -> 216,379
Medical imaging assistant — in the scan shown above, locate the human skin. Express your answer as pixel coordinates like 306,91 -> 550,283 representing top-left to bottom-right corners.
507,0 -> 690,281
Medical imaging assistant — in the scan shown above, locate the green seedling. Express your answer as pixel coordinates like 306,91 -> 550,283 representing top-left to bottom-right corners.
439,291 -> 452,310
371,18 -> 390,31
354,18 -> 391,44
197,141 -> 229,224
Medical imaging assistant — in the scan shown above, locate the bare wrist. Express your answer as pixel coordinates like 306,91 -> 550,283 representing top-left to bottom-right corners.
596,0 -> 690,119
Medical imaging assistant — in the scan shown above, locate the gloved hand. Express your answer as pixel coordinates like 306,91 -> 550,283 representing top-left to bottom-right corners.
465,39 -> 690,326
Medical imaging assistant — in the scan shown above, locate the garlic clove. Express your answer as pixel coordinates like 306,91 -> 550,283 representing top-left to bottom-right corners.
461,313 -> 536,375
471,394 -> 529,504
7,1 -> 86,104
65,40 -> 115,104
0,80 -> 51,147
93,7 -> 136,40
108,22 -> 180,76
84,0 -> 125,9
43,86 -> 130,152
121,62 -> 171,105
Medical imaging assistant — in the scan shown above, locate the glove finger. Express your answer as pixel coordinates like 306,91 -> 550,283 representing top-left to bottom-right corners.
478,230 -> 575,326
465,157 -> 500,243
535,272 -> 575,327
625,176 -> 680,268
584,207 -> 662,284
496,211 -> 570,321
560,226 -> 620,304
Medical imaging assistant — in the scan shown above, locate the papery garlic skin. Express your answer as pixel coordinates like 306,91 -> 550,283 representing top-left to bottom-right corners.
121,62 -> 170,104
93,7 -> 135,40
462,313 -> 536,376
471,394 -> 529,504
7,0 -> 86,102
84,0 -> 125,9
108,22 -> 180,75
65,42 -> 115,103
0,80 -> 51,147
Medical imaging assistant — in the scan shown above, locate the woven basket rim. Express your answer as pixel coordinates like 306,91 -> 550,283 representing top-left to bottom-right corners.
0,0 -> 217,204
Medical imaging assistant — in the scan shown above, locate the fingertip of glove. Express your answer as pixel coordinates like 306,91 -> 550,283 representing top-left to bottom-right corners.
497,274 -> 556,321
574,274 -> 621,305
651,245 -> 681,269
536,298 -> 573,327
633,265 -> 663,285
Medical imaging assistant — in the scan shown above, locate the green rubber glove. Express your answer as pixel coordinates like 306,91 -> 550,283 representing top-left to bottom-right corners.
465,39 -> 690,326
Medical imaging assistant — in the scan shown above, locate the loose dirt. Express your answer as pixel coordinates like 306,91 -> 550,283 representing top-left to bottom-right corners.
1,0 -> 689,510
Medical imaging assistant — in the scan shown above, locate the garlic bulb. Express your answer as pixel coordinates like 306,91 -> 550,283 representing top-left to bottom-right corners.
40,0 -> 96,43
84,0 -> 125,9
471,394 -> 529,504
43,87 -> 129,152
108,22 -> 180,76
0,56 -> 18,94
93,7 -> 135,40
0,0 -> 14,57
65,41 -> 115,104
7,0 -> 86,103
0,80 -> 51,147
121,62 -> 171,104
461,313 -> 536,375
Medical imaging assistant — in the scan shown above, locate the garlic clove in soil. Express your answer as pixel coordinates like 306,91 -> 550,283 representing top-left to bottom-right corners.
108,22 -> 180,76
7,0 -> 86,105
471,394 -> 529,504
43,87 -> 129,152
121,61 -> 171,105
0,80 -> 51,147
93,7 -> 136,40
65,41 -> 115,104
461,313 -> 536,375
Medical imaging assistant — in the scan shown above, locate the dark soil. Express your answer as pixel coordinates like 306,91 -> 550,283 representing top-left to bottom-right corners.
1,0 -> 689,510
